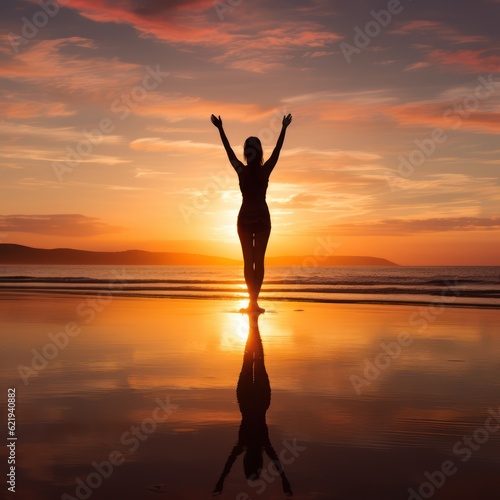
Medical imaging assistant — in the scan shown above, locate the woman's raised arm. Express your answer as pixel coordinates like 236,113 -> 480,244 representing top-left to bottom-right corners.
264,114 -> 292,175
211,114 -> 244,172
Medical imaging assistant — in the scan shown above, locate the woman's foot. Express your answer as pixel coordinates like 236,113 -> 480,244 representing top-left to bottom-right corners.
239,301 -> 265,314
248,300 -> 265,313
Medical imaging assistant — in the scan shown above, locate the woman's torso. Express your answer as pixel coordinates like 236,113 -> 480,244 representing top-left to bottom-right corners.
237,166 -> 270,219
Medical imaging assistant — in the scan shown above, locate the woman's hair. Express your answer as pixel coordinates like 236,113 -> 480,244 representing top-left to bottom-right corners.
244,136 -> 263,166
243,448 -> 263,480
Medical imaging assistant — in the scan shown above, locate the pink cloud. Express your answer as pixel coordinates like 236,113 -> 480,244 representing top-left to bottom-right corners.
280,86 -> 500,136
391,20 -> 444,34
66,0 -> 232,45
211,23 -> 339,72
429,49 -> 500,73
59,1 -> 339,72
404,61 -> 431,71
391,20 -> 487,45
0,37 -> 142,99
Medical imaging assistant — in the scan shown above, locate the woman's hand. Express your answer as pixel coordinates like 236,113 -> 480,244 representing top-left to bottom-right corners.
211,114 -> 223,129
282,113 -> 292,128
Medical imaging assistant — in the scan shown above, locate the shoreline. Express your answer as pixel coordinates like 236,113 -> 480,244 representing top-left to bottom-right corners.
1,288 -> 499,310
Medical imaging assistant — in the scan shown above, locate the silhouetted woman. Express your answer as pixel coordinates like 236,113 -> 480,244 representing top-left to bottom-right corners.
211,113 -> 292,313
212,314 -> 293,496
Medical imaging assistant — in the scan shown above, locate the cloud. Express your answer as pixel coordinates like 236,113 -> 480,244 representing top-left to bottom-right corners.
58,0 -> 340,72
0,121 -> 124,143
209,22 -> 340,72
129,137 -> 220,153
0,214 -> 124,236
0,100 -> 76,118
0,37 -> 143,99
404,61 -> 431,71
391,20 -> 487,45
383,79 -> 500,134
270,191 -> 371,221
275,146 -> 391,190
283,147 -> 382,162
64,0 -> 221,44
328,216 -> 500,236
282,84 -> 500,134
134,168 -> 173,179
429,49 -> 500,73
389,19 -> 498,73
387,102 -> 500,134
392,20 -> 444,33
131,93 -> 276,122
269,172 -> 499,233
281,89 -> 398,128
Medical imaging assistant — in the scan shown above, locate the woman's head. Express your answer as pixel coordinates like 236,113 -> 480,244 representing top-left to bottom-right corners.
243,446 -> 263,480
244,136 -> 263,166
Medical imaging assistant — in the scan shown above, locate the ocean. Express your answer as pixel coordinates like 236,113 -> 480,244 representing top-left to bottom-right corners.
0,265 -> 499,308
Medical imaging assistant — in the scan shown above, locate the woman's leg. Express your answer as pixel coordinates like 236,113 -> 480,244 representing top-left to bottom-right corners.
253,228 -> 271,302
237,226 -> 256,302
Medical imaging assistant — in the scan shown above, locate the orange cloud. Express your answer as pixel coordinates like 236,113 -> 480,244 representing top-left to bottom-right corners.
132,93 -> 279,122
328,216 -> 500,236
0,121 -> 123,144
0,100 -> 75,118
129,137 -> 220,153
282,90 -> 397,128
387,100 -> 500,134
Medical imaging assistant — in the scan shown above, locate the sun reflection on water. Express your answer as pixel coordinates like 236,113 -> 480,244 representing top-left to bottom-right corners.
219,301 -> 249,351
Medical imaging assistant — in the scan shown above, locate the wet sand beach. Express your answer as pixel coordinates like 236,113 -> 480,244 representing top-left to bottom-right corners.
1,294 -> 500,499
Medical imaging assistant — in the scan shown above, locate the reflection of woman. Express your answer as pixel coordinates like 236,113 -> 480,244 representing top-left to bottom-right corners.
212,316 -> 292,496
211,113 -> 292,313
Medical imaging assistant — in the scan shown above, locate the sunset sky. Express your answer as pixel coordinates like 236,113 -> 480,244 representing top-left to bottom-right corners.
1,0 -> 499,265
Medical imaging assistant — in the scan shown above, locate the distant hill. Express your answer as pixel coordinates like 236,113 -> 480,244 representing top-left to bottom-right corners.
0,244 -> 239,266
0,244 -> 398,266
